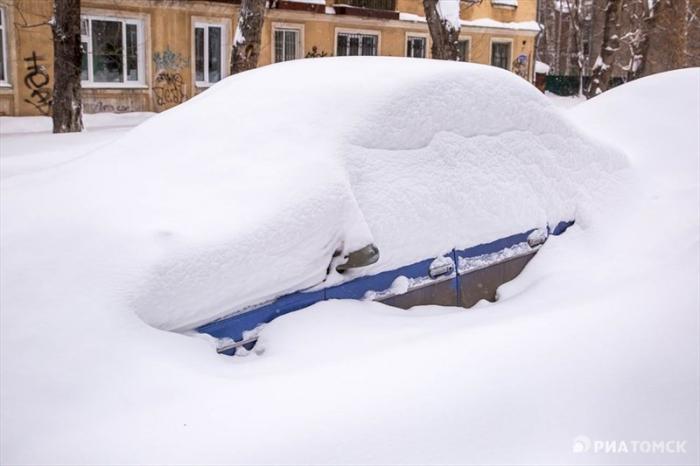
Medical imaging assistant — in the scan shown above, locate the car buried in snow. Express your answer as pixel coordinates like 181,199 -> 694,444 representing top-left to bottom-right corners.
110,57 -> 624,354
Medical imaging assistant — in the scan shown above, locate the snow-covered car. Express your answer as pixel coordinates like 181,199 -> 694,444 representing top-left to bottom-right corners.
21,58 -> 625,353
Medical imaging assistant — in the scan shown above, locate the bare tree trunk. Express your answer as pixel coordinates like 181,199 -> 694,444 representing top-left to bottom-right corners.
564,0 -> 585,94
587,0 -> 622,96
423,0 -> 461,60
642,0 -> 689,76
52,0 -> 82,133
619,0 -> 647,81
687,0 -> 700,67
231,0 -> 266,74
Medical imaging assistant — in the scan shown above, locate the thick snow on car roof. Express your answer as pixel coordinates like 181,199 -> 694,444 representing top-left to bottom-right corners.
2,58 -> 626,331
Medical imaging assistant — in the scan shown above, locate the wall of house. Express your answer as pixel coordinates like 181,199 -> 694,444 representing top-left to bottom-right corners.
0,0 -> 537,117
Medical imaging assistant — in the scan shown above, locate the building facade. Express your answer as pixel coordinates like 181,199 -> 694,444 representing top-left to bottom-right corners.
0,0 -> 539,116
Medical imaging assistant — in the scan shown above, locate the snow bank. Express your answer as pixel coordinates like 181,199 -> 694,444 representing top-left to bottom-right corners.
0,114 -> 154,179
0,112 -> 153,134
1,65 -> 696,465
570,68 -> 700,189
1,58 -> 624,331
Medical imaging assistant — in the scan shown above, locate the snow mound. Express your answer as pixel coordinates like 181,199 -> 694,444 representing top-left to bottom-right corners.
0,57 -> 625,331
570,68 -> 700,188
0,112 -> 154,134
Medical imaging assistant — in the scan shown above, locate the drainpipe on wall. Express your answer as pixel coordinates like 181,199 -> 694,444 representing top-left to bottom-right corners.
533,0 -> 542,83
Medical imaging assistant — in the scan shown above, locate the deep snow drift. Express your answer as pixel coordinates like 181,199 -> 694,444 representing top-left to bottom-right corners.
3,58 -> 625,331
1,67 -> 697,465
0,112 -> 154,179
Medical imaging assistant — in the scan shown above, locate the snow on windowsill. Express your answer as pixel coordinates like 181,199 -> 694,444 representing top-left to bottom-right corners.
492,0 -> 518,7
398,12 -> 540,32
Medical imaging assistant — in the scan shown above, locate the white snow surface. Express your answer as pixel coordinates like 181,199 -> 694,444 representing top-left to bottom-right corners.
2,58 -> 624,331
492,0 -> 519,6
397,11 -> 541,32
0,113 -> 154,179
0,112 -> 153,134
535,60 -> 551,74
0,64 -> 698,464
463,18 -> 541,31
437,0 -> 462,30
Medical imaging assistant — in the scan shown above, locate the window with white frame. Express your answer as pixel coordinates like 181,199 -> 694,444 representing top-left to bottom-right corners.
491,41 -> 511,70
0,7 -> 8,84
194,23 -> 224,85
406,36 -> 426,58
274,27 -> 300,63
80,16 -> 145,85
336,32 -> 378,56
457,39 -> 470,62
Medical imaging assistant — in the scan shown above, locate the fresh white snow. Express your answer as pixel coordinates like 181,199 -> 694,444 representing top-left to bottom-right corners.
2,58 -> 625,331
0,64 -> 698,465
397,11 -> 541,32
437,0 -> 462,30
0,112 -> 154,179
535,60 -> 551,74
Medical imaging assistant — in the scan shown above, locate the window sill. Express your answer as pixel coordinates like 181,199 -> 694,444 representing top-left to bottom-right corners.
81,83 -> 149,90
0,82 -> 12,89
195,82 -> 220,88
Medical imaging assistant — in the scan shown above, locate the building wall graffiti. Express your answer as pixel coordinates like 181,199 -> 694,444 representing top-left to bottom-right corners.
152,48 -> 188,109
153,72 -> 186,107
83,101 -> 131,113
23,51 -> 52,115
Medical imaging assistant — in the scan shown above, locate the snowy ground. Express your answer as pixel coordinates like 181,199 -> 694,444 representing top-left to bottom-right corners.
545,91 -> 587,109
0,113 -> 153,179
1,69 -> 698,465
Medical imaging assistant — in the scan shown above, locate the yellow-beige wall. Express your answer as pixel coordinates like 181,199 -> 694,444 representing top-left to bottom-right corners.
0,0 -> 538,117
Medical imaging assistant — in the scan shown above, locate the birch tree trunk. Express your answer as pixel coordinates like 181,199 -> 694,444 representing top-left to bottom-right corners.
423,0 -> 461,60
587,0 -> 622,97
231,0 -> 266,74
52,0 -> 83,133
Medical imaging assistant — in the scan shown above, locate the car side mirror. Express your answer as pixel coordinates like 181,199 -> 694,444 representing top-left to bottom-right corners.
336,244 -> 380,273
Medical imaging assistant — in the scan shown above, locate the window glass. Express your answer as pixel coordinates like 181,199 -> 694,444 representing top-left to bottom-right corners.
457,40 -> 470,62
361,36 -> 377,56
1,9 -> 7,82
492,42 -> 511,70
337,34 -> 348,57
283,30 -> 296,62
337,33 -> 378,56
208,26 -> 222,83
80,41 -> 88,81
92,20 -> 123,82
274,30 -> 284,62
0,28 -> 4,82
407,37 -> 426,58
195,27 -> 205,82
126,23 -> 138,81
348,36 -> 360,56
